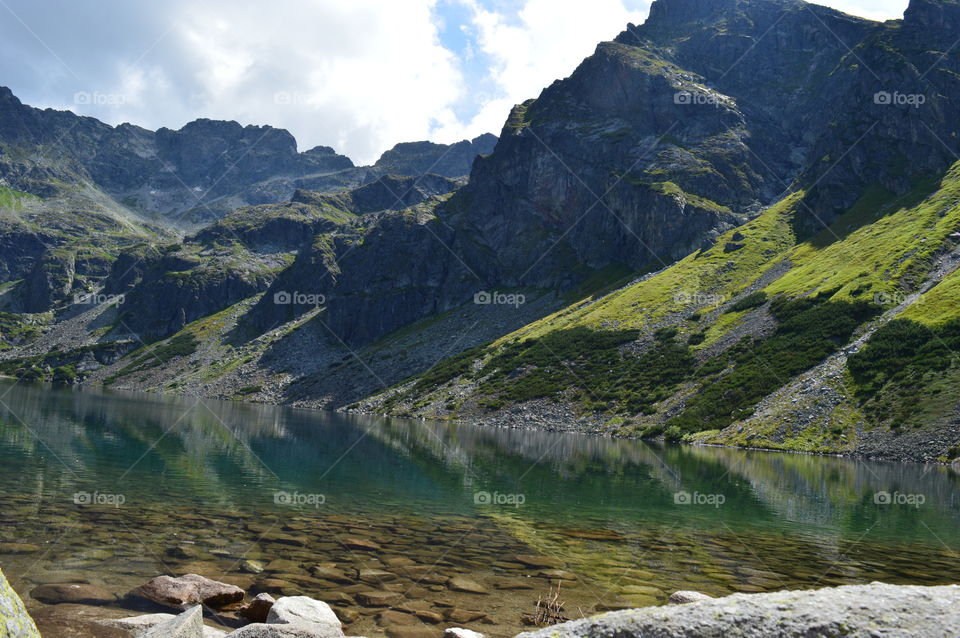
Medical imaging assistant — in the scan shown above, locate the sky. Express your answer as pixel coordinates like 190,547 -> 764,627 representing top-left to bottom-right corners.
0,0 -> 909,165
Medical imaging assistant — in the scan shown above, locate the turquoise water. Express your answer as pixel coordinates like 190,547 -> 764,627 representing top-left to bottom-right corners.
0,379 -> 958,635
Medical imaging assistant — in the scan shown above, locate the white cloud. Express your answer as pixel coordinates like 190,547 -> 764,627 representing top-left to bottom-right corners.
435,0 -> 650,141
815,0 -> 907,22
0,0 -> 914,165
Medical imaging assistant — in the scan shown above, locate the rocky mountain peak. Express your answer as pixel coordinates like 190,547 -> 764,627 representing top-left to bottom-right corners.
903,0 -> 960,30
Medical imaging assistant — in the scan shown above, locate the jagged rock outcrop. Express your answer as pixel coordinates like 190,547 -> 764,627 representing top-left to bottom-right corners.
374,133 -> 497,178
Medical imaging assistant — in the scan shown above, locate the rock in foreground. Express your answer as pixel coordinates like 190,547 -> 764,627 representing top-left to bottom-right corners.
516,583 -> 960,638
127,573 -> 245,610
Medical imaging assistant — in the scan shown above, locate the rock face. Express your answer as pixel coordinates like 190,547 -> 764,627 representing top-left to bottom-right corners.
516,583 -> 960,638
126,573 -> 245,610
0,566 -> 40,638
374,134 -> 497,178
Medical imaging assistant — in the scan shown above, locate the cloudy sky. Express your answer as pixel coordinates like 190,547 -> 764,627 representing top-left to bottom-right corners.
0,0 -> 909,164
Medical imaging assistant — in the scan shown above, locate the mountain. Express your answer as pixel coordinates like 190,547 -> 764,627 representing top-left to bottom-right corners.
3,0 -> 960,462
350,0 -> 960,462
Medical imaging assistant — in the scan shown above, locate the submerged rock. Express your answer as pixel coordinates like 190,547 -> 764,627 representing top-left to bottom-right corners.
126,573 -> 245,610
30,583 -> 115,605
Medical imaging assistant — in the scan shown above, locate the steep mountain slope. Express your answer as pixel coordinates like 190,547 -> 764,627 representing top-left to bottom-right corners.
352,0 -> 960,462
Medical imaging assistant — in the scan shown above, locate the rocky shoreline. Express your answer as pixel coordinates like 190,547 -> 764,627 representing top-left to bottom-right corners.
5,568 -> 960,638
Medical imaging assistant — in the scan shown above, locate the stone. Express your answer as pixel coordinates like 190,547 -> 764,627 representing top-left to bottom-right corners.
517,583 -> 960,638
227,623 -> 340,637
340,538 -> 381,552
489,577 -> 534,590
142,605 -> 205,638
668,590 -> 714,604
377,610 -> 418,627
512,555 -> 564,569
444,630 -> 485,638
242,561 -> 267,574
0,566 -> 40,637
381,557 -> 415,568
266,559 -> 303,573
537,570 -> 576,581
239,593 -> 276,623
0,543 -> 40,554
333,607 -> 359,623
447,577 -> 488,595
386,627 -> 440,638
267,596 -> 343,637
358,569 -> 396,583
444,609 -> 486,623
355,590 -> 403,607
309,567 -> 351,583
252,579 -> 299,596
30,583 -> 115,605
127,573 -> 245,610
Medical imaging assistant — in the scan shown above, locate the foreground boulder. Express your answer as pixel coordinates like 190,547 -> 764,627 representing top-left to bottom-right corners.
266,596 -> 342,636
142,605 -> 205,638
239,593 -> 276,623
517,583 -> 960,638
127,574 -> 244,610
0,566 -> 40,637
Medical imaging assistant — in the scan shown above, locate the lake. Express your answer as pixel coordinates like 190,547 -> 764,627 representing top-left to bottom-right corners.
0,379 -> 958,636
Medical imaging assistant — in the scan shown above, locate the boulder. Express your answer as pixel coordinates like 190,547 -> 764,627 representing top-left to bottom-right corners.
354,590 -> 403,607
0,566 -> 41,637
31,583 -> 116,605
227,623 -> 344,637
517,583 -> 960,638
446,577 -> 488,595
127,574 -> 244,610
266,596 -> 343,637
103,612 -> 227,637
239,593 -> 276,623
142,605 -> 205,638
668,590 -> 714,604
443,630 -> 485,638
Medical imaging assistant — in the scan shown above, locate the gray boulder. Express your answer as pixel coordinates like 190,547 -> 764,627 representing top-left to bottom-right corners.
267,596 -> 342,636
0,567 -> 40,638
228,623 -> 342,637
517,583 -> 960,638
142,605 -> 205,638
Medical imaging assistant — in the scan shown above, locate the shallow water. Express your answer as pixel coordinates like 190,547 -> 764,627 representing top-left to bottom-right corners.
0,379 -> 958,636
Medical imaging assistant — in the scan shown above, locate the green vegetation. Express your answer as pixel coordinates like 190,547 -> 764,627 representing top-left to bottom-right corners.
848,318 -> 960,429
104,332 -> 199,384
725,291 -> 767,314
669,294 -> 880,437
0,186 -> 38,210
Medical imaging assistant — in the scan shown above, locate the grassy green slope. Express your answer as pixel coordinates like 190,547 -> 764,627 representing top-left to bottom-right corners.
368,162 -> 960,459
